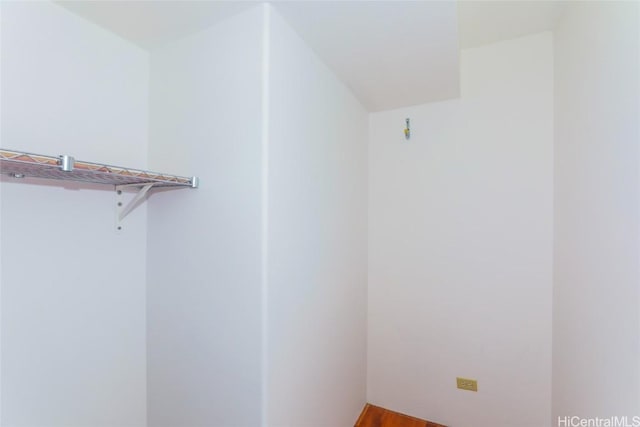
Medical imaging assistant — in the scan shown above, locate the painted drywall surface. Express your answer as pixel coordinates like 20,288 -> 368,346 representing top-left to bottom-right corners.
265,6 -> 369,426
368,32 -> 553,427
0,1 -> 148,426
147,6 -> 264,426
271,1 -> 460,112
553,1 -> 640,420
0,3 -> 3,422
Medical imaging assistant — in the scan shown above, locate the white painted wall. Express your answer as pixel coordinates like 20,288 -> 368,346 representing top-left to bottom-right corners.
553,1 -> 640,421
146,6 -> 264,426
0,2 -> 148,426
266,6 -> 369,426
368,32 -> 553,427
0,3 -> 4,421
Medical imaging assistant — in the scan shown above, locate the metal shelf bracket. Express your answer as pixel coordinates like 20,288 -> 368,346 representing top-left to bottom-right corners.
115,183 -> 153,232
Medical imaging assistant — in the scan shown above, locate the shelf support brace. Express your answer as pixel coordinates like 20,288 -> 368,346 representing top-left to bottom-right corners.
115,183 -> 153,231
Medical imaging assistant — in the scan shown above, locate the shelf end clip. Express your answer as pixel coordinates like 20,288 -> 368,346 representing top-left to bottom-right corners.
191,176 -> 199,189
59,155 -> 75,172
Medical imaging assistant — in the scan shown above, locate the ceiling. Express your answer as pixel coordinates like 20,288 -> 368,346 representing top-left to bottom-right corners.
55,0 -> 566,112
457,1 -> 566,49
274,1 -> 460,111
55,1 -> 259,49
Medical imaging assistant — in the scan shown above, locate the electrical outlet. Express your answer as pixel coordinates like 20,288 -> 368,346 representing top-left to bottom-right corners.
456,377 -> 478,392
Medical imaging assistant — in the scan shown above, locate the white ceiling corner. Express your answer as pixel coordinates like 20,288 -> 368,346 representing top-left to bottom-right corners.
457,1 -> 567,49
52,0 -> 567,112
55,0 -> 259,50
273,1 -> 461,111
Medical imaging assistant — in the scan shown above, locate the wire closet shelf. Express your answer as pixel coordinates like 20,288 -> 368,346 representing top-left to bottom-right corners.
0,148 -> 198,189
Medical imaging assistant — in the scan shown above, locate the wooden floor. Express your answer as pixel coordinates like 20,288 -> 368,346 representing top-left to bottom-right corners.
355,404 -> 446,427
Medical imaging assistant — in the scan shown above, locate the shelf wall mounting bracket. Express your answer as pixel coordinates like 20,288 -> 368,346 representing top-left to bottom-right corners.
115,183 -> 154,232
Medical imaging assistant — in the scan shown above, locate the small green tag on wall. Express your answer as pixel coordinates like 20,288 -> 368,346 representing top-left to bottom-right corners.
404,118 -> 410,140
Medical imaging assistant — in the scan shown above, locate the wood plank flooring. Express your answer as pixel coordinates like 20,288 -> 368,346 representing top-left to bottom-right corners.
355,404 -> 446,427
